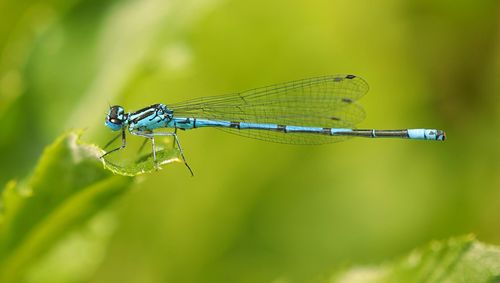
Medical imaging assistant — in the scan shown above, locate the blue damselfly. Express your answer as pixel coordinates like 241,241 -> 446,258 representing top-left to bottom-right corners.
101,75 -> 446,175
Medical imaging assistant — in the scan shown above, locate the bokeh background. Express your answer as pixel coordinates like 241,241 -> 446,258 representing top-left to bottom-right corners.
1,0 -> 499,282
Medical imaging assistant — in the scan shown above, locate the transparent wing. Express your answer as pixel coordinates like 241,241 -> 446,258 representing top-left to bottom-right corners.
169,74 -> 369,144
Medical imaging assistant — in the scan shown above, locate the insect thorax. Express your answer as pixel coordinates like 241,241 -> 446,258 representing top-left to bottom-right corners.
127,104 -> 174,131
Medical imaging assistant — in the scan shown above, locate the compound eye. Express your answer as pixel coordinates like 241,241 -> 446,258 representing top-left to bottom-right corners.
105,105 -> 126,131
105,116 -> 123,131
110,118 -> 121,125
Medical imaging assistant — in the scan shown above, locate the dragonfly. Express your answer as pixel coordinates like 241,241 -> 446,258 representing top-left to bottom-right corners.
101,74 -> 446,176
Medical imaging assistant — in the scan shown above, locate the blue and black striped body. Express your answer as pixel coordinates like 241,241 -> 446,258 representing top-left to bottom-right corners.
126,104 -> 174,132
103,74 -> 445,168
171,117 -> 445,141
112,104 -> 445,142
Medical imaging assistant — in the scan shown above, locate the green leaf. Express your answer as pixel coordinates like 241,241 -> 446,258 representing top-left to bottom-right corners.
332,235 -> 500,283
0,131 -> 133,283
102,147 -> 183,177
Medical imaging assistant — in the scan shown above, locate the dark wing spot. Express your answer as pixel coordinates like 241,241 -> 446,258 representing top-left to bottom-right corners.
342,98 -> 353,103
330,116 -> 341,121
345,74 -> 356,79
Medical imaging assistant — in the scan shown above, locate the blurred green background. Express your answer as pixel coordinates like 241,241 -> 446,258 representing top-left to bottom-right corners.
1,0 -> 499,282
